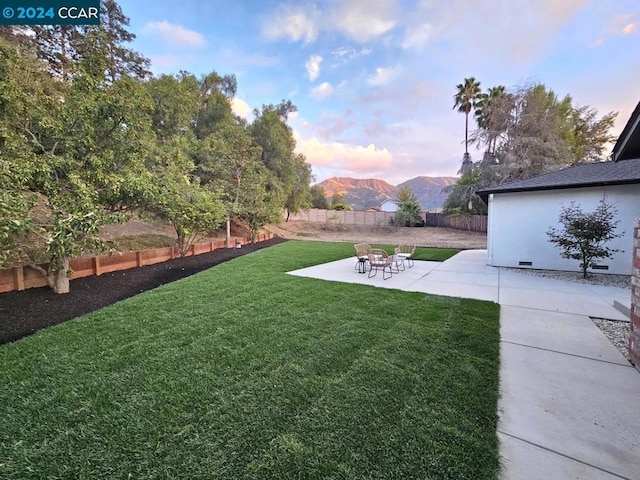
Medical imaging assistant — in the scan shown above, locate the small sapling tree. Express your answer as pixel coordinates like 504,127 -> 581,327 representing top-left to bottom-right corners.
546,201 -> 623,278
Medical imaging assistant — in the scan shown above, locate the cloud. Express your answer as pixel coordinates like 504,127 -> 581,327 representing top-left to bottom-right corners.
367,67 -> 398,87
294,133 -> 394,176
330,46 -> 372,67
231,98 -> 252,120
311,82 -> 334,98
332,0 -> 397,42
314,109 -> 358,139
305,55 -> 323,81
401,22 -> 433,49
261,4 -> 318,43
594,14 -> 638,45
141,21 -> 205,47
262,1 -> 396,44
399,0 -> 589,62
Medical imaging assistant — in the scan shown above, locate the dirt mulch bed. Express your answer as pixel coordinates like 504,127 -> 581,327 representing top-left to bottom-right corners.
269,222 -> 487,250
0,237 -> 287,346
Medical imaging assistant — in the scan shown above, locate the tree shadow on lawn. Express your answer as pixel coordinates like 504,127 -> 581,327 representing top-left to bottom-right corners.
0,238 -> 288,345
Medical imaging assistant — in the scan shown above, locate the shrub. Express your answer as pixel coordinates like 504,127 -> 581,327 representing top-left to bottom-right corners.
546,200 -> 623,278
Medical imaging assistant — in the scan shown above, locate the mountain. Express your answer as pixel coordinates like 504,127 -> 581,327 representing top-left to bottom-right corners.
317,176 -> 457,211
397,176 -> 457,210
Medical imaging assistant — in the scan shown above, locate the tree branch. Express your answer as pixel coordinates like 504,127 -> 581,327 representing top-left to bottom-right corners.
26,262 -> 48,277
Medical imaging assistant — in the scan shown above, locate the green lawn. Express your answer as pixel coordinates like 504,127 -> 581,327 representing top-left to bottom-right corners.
369,245 -> 460,262
0,241 -> 500,479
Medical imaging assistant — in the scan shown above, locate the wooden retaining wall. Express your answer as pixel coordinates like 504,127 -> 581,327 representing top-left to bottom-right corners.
0,233 -> 273,294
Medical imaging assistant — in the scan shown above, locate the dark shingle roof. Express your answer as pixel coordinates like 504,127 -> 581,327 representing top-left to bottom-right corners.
477,158 -> 640,202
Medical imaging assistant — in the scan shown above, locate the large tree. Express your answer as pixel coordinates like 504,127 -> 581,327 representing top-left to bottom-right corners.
146,73 -> 200,143
0,38 -> 41,267
473,85 -> 507,157
490,84 -> 616,183
94,0 -> 152,82
197,121 -> 274,243
453,77 -> 482,173
0,36 -> 155,293
143,72 -> 228,254
31,0 -> 150,83
283,153 -> 312,221
31,25 -> 79,82
445,82 -> 617,214
250,101 -> 312,218
309,185 -> 329,209
192,71 -> 237,141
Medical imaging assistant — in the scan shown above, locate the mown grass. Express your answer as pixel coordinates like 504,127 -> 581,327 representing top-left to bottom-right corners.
368,244 -> 459,262
0,241 -> 499,479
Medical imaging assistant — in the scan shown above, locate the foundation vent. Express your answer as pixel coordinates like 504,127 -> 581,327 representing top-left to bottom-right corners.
518,261 -> 533,266
591,265 -> 609,270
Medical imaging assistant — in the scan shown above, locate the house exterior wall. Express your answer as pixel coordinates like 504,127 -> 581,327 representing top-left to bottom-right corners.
380,200 -> 398,212
486,184 -> 639,275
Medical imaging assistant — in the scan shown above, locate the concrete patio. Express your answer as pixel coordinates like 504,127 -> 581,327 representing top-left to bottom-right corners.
288,250 -> 639,480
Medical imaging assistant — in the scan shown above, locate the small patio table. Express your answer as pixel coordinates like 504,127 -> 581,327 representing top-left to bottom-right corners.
357,256 -> 367,274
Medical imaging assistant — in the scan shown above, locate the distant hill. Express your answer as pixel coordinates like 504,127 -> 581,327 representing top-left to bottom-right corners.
397,176 -> 457,210
317,176 -> 457,211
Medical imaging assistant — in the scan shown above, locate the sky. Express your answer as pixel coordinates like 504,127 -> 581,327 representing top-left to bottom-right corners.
117,0 -> 640,185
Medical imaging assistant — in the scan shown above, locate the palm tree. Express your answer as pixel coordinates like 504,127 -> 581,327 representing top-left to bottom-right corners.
453,77 -> 482,160
474,85 -> 507,156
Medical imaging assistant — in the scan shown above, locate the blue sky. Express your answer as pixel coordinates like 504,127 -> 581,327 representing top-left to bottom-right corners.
118,0 -> 640,185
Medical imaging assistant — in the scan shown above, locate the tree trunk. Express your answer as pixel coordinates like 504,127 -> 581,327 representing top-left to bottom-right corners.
464,112 -> 469,154
27,257 -> 71,294
48,257 -> 70,294
226,217 -> 231,248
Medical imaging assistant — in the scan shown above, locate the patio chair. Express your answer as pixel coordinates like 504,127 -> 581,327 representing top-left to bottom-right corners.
367,248 -> 395,280
395,244 -> 416,269
354,243 -> 371,274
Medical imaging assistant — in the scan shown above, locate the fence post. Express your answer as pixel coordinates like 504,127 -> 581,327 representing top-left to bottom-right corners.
13,267 -> 25,291
93,256 -> 102,276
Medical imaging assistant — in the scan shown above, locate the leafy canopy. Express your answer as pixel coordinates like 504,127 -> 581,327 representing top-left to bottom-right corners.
445,81 -> 617,215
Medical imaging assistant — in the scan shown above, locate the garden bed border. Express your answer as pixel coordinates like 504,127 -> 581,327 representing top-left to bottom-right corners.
0,234 -> 273,293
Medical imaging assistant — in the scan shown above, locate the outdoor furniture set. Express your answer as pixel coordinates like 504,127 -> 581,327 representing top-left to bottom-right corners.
353,243 -> 416,280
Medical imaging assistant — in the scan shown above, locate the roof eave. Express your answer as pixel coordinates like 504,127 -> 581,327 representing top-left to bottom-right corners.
477,178 -> 640,204
612,100 -> 640,161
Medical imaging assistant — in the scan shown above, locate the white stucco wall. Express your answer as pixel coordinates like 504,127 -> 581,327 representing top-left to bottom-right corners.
381,200 -> 398,212
486,184 -> 639,275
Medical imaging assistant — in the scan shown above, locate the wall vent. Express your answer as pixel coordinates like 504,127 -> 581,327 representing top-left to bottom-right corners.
518,261 -> 533,266
591,265 -> 609,270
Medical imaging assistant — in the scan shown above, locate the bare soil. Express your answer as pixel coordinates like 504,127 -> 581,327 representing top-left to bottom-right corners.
269,221 -> 487,250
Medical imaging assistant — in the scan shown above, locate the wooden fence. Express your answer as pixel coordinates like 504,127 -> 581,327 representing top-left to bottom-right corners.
0,233 -> 273,294
424,213 -> 487,233
288,209 -> 487,233
288,209 -> 397,225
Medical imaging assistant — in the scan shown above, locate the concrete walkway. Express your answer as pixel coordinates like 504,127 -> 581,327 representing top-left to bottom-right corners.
288,250 -> 640,479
